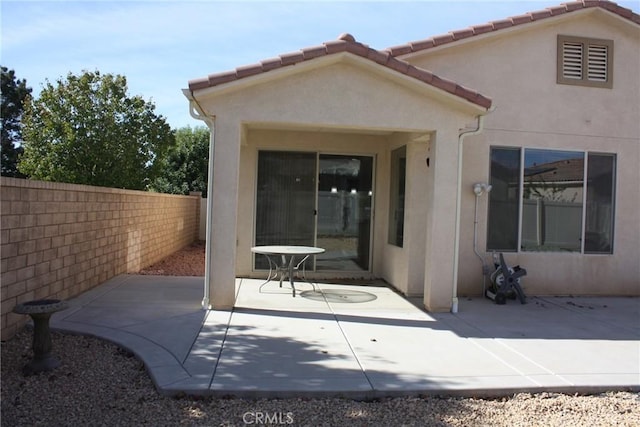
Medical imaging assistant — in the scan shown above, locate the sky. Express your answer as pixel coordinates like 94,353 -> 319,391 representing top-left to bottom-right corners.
2,0 -> 638,129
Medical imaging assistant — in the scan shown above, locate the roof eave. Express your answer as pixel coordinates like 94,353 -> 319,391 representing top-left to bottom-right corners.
188,51 -> 491,113
187,53 -> 346,99
390,3 -> 640,60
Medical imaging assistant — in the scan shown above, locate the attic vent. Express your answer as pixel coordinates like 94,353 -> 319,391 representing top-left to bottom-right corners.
587,44 -> 608,82
557,35 -> 613,89
562,42 -> 583,79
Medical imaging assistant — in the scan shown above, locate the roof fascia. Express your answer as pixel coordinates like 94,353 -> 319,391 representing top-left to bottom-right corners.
396,7 -> 638,61
190,52 -> 490,114
189,53 -> 344,100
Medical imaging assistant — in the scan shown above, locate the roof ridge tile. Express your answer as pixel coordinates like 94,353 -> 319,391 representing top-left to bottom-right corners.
471,23 -> 494,36
279,51 -> 305,66
260,57 -> 283,72
406,66 -> 433,84
432,33 -> 456,45
235,63 -> 263,79
491,18 -> 515,31
510,14 -> 534,25
345,41 -> 370,56
323,40 -> 348,54
431,74 -> 457,94
410,39 -> 436,51
207,72 -> 237,87
387,57 -> 410,74
367,48 -> 391,66
452,28 -> 475,40
530,9 -> 553,20
302,45 -> 328,60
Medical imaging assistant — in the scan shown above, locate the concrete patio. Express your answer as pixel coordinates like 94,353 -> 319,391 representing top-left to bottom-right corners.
50,274 -> 639,398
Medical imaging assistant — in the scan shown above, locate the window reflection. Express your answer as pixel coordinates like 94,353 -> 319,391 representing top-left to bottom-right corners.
488,147 -> 616,254
522,149 -> 584,252
488,147 -> 520,251
584,153 -> 615,253
388,146 -> 406,247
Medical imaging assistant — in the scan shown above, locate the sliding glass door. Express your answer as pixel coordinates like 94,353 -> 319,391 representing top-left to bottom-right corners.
255,151 -> 373,272
316,155 -> 372,271
255,151 -> 316,269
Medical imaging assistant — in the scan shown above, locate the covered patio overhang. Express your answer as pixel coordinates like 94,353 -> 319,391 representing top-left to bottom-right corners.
183,35 -> 491,312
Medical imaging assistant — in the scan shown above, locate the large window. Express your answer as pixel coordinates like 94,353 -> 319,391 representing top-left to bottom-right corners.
388,146 -> 406,247
488,147 -> 615,254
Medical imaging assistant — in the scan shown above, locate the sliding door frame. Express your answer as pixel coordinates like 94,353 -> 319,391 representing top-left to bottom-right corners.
253,149 -> 376,274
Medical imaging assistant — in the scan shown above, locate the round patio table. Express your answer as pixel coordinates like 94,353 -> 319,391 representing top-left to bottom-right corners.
251,245 -> 325,297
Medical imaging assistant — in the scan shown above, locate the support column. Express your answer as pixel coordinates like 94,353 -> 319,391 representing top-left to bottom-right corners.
404,139 -> 430,296
423,128 -> 459,311
205,119 -> 240,309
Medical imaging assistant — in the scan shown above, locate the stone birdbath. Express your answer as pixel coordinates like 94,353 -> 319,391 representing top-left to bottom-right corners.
13,299 -> 68,376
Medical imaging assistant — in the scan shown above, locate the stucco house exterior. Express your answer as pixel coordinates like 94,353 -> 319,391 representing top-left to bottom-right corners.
183,1 -> 639,313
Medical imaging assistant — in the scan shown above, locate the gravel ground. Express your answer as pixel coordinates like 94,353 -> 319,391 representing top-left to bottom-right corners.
2,243 -> 638,426
1,330 -> 638,427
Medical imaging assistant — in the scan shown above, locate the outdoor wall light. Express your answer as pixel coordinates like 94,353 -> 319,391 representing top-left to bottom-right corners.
473,182 -> 492,196
331,187 -> 338,193
350,189 -> 357,194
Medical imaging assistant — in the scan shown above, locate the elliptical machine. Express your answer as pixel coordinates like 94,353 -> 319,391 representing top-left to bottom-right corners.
485,252 -> 527,305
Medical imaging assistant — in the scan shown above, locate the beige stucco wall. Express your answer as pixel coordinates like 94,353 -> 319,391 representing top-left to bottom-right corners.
192,56 -> 484,310
238,129 -> 388,279
404,9 -> 640,296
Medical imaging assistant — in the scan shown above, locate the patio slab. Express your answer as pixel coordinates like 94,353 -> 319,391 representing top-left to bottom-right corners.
50,274 -> 640,398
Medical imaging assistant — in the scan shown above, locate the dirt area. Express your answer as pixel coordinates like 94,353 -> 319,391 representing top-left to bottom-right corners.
138,241 -> 205,276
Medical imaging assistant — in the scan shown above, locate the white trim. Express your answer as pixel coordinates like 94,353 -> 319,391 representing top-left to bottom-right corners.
517,147 -> 525,253
580,153 -> 589,254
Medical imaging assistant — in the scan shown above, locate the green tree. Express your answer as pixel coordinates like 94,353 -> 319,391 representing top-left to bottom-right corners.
151,126 -> 209,196
1,66 -> 32,177
19,70 -> 174,190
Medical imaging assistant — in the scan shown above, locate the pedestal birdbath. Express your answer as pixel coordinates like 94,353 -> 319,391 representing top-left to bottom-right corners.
13,299 -> 68,376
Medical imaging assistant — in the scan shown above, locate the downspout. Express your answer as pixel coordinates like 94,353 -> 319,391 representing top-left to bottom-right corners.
451,114 -> 486,313
183,89 -> 215,309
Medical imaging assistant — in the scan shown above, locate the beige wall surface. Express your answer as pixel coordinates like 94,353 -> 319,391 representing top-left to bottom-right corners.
237,129 -> 390,280
192,10 -> 639,310
404,10 -> 640,296
1,178 -> 200,340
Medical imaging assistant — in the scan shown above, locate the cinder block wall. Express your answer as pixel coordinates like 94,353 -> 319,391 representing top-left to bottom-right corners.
1,178 -> 200,340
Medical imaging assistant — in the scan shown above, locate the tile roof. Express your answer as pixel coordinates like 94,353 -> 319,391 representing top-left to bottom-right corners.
525,158 -> 585,183
188,33 -> 492,110
386,1 -> 640,57
188,1 -> 638,110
